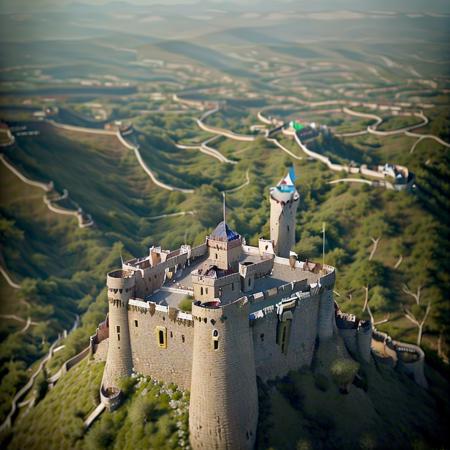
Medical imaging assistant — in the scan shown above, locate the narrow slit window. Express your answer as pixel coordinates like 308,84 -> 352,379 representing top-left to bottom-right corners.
134,320 -> 138,328
117,333 -> 120,342
116,325 -> 120,333
213,340 -> 219,350
156,326 -> 167,349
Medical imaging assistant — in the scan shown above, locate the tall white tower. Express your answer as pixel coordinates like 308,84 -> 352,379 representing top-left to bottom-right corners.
269,167 -> 300,257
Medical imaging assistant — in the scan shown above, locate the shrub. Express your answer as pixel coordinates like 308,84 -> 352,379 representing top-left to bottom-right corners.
129,396 -> 157,425
89,383 -> 100,406
119,376 -> 137,398
296,439 -> 313,450
178,296 -> 193,312
330,358 -> 359,393
86,424 -> 114,450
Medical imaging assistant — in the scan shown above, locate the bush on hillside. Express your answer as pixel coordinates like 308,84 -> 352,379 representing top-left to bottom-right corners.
119,376 -> 137,398
330,359 -> 359,393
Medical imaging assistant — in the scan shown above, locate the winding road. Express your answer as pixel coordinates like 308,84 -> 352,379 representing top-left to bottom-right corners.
0,265 -> 21,289
0,153 -> 94,228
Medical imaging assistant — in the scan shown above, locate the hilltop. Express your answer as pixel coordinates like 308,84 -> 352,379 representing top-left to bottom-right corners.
0,1 -> 449,447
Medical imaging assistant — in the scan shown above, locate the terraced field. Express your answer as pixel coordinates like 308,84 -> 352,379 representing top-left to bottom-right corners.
0,1 -> 449,448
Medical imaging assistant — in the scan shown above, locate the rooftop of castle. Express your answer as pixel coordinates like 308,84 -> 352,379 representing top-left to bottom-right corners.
209,221 -> 240,242
142,247 -> 333,310
108,269 -> 134,279
270,167 -> 300,203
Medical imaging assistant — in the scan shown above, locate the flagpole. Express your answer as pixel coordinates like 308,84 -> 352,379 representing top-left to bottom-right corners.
222,192 -> 226,224
322,222 -> 326,266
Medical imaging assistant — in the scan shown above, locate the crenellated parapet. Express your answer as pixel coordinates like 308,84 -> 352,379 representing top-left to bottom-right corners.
372,328 -> 427,388
334,303 -> 372,362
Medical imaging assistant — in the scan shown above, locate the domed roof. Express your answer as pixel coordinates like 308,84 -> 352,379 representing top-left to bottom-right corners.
210,221 -> 240,241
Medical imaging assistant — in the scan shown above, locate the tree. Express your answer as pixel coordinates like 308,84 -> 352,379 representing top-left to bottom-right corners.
178,296 -> 193,312
330,358 -> 359,393
402,283 -> 432,346
404,302 -> 432,347
353,260 -> 385,290
365,286 -> 390,325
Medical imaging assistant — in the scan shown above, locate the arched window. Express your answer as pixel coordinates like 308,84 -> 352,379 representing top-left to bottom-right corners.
212,329 -> 219,350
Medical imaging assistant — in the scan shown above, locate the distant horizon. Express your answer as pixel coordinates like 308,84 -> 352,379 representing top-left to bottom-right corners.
1,0 -> 450,14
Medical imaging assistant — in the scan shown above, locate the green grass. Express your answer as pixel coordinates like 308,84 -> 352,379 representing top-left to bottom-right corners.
258,338 -> 449,450
5,359 -> 105,450
5,362 -> 189,450
378,115 -> 425,132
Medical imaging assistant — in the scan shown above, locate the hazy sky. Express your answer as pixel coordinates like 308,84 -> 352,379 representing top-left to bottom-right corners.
0,0 -> 449,13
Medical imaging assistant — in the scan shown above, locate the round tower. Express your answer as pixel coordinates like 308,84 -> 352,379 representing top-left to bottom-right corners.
269,168 -> 300,258
189,299 -> 258,450
103,269 -> 135,389
318,288 -> 334,340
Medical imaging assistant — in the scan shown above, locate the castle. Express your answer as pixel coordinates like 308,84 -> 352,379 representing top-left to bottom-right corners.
91,169 -> 426,450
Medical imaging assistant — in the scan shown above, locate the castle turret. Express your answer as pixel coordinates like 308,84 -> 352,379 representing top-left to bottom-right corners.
189,299 -> 258,450
270,168 -> 300,257
103,269 -> 135,389
206,221 -> 242,271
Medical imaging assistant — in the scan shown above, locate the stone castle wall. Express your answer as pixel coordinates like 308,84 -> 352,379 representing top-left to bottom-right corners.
252,291 -> 321,380
127,303 -> 195,390
189,300 -> 258,450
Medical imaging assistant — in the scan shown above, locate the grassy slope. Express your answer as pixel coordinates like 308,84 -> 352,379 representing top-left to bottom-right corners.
258,339 -> 449,450
0,160 -> 77,279
5,359 -> 104,450
6,359 -> 189,450
0,20 -> 448,449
